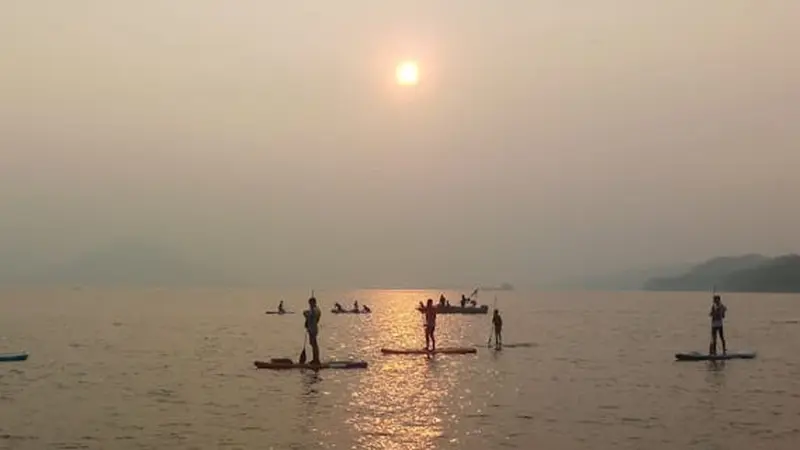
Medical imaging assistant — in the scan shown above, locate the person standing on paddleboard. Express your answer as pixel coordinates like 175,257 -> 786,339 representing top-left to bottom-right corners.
424,298 -> 437,351
304,296 -> 322,365
709,294 -> 727,355
492,309 -> 503,349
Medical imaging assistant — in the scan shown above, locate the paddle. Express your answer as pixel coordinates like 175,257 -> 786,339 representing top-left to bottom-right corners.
708,285 -> 717,355
299,333 -> 308,364
487,295 -> 498,347
468,287 -> 479,306
299,289 -> 314,364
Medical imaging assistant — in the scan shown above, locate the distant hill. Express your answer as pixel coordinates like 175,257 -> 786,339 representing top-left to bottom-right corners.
544,262 -> 694,291
643,253 -> 800,292
3,240 -> 241,287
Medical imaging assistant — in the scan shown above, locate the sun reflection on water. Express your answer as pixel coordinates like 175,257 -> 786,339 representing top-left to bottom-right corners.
343,290 -> 477,450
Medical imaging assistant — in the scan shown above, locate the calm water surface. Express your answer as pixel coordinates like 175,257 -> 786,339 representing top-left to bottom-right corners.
1,289 -> 800,449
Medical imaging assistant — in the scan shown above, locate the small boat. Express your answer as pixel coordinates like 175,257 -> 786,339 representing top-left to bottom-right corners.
0,351 -> 29,362
416,304 -> 489,315
254,359 -> 368,370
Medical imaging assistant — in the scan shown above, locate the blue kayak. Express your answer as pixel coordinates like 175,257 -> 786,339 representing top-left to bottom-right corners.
0,352 -> 29,362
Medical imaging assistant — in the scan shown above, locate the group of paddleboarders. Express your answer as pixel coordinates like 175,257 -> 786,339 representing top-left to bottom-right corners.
282,290 -> 728,366
333,301 -> 371,313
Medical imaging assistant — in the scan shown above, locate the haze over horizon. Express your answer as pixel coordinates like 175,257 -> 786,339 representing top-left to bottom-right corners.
2,1 -> 799,288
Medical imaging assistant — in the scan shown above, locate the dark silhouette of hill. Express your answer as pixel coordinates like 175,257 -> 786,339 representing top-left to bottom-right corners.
543,262 -> 694,291
720,255 -> 800,292
643,253 -> 800,292
4,240 -> 241,287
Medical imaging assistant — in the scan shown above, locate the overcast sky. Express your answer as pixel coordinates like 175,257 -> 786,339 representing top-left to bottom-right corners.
2,1 -> 799,287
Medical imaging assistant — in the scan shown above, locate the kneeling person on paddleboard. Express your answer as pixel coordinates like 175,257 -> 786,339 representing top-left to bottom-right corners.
304,296 -> 322,365
424,298 -> 437,351
709,294 -> 727,355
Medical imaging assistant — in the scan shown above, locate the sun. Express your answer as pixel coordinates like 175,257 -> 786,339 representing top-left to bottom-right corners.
395,61 -> 419,86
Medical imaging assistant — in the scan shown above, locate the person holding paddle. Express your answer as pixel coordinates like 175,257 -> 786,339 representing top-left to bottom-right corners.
709,294 -> 727,355
492,309 -> 503,350
302,296 -> 322,365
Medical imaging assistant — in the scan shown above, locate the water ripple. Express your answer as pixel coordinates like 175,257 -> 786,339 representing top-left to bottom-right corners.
1,289 -> 800,449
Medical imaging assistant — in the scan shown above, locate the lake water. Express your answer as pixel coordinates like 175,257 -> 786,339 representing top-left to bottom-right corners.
1,289 -> 799,449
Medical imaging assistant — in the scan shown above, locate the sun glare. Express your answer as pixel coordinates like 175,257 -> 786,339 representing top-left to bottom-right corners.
396,61 -> 419,86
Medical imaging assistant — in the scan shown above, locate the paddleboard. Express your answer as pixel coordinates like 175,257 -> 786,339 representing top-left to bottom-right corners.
264,311 -> 295,315
0,352 -> 29,362
381,347 -> 477,355
485,343 -> 534,349
674,351 -> 756,361
254,360 -> 368,370
416,305 -> 488,315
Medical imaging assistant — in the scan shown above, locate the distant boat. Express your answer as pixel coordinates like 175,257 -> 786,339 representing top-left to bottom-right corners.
479,283 -> 514,291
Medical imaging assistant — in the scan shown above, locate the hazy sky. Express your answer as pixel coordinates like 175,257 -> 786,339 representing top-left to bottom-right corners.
2,1 -> 799,287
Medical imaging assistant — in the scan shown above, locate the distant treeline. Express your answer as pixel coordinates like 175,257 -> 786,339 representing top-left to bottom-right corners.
644,253 -> 800,293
